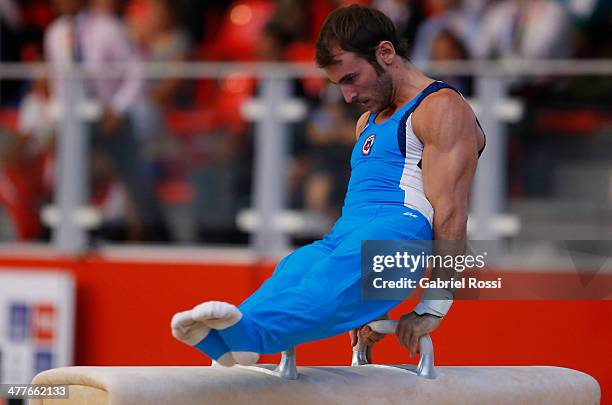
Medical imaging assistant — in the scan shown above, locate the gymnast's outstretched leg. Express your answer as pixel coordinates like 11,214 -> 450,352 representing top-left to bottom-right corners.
171,240 -> 333,364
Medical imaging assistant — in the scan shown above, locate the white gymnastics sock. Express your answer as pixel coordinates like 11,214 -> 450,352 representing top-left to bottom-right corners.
191,301 -> 259,366
231,351 -> 260,366
191,301 -> 243,330
170,310 -> 210,346
216,352 -> 237,367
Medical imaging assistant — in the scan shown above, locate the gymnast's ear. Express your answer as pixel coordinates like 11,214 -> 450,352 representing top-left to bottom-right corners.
376,41 -> 396,65
355,111 -> 371,140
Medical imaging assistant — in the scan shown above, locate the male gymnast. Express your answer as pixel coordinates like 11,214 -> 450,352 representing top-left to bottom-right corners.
171,4 -> 485,366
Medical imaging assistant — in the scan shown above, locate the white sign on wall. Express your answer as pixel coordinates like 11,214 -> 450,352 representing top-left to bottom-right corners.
0,270 -> 75,384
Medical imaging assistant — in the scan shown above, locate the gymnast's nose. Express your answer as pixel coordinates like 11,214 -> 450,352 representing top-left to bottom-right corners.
340,85 -> 358,104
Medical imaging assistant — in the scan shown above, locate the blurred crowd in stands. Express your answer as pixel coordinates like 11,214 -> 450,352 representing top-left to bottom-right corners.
0,0 -> 610,244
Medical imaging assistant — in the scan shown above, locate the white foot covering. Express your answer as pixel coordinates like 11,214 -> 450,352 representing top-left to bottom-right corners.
191,301 -> 243,330
216,352 -> 237,367
190,301 -> 259,365
232,352 -> 260,366
171,310 -> 210,346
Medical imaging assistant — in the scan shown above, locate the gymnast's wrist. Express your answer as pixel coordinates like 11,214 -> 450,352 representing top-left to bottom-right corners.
413,300 -> 453,317
414,288 -> 454,317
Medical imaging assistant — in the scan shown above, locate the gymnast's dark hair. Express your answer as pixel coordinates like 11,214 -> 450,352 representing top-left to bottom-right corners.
315,4 -> 410,68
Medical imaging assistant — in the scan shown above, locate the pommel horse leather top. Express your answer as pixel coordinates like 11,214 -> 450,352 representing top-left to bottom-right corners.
31,364 -> 600,405
31,321 -> 601,405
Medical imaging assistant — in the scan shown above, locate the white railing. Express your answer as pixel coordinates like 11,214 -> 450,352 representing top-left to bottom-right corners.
0,60 -> 611,258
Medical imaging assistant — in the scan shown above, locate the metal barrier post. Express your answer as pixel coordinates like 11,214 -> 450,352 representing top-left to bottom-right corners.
52,68 -> 89,253
251,77 -> 291,258
471,76 -> 508,240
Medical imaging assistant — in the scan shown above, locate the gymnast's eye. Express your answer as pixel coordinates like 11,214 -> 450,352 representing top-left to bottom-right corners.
340,73 -> 357,85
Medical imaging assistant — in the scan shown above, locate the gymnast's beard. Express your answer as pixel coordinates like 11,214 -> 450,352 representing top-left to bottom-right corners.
370,70 -> 395,115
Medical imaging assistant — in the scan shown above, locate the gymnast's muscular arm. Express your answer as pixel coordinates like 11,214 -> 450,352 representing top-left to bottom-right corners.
395,89 -> 482,356
418,89 -> 480,245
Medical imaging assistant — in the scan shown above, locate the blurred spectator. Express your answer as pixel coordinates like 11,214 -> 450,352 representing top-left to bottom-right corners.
128,0 -> 191,142
257,20 -> 293,61
17,76 -> 54,171
410,0 -> 487,64
373,0 -> 427,45
0,0 -> 24,105
16,43 -> 54,161
0,37 -> 52,242
127,0 -> 198,243
90,0 -> 121,15
374,0 -> 411,35
0,74 -> 53,240
253,21 -> 318,213
174,0 -> 231,44
0,0 -> 22,30
303,86 -> 356,219
430,29 -> 472,94
473,0 -> 574,60
44,0 -> 166,241
268,0 -> 311,43
560,0 -> 612,58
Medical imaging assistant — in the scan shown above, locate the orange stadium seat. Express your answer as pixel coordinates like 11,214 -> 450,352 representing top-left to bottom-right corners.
204,0 -> 275,61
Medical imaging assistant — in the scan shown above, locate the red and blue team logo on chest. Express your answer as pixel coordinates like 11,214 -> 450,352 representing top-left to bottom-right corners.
362,134 -> 376,155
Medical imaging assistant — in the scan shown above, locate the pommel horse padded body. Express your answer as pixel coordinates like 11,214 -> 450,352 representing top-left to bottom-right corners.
31,364 -> 600,405
31,321 -> 600,404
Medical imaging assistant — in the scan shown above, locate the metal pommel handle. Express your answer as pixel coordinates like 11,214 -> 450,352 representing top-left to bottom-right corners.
275,347 -> 298,380
351,320 -> 437,379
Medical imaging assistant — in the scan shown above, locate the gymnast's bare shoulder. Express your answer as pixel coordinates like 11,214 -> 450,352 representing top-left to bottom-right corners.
354,111 -> 371,141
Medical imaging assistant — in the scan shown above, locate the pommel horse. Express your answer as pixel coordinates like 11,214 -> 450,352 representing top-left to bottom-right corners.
31,320 -> 601,404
